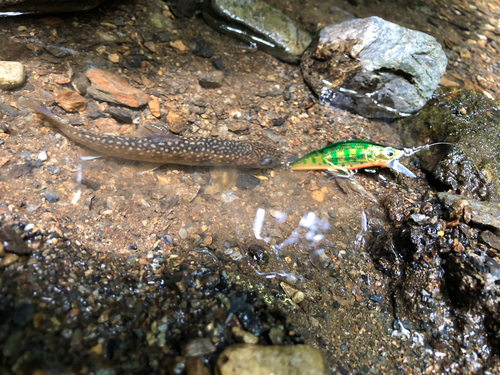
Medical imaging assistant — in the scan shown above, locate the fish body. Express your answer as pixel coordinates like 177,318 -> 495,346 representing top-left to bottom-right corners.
290,140 -> 415,177
23,101 -> 280,169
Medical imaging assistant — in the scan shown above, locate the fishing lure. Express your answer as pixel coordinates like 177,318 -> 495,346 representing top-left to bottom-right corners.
289,140 -> 449,178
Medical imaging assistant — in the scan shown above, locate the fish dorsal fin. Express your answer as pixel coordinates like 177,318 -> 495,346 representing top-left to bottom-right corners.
134,121 -> 177,139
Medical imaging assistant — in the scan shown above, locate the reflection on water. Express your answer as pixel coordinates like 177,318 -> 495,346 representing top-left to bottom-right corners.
62,155 -> 372,279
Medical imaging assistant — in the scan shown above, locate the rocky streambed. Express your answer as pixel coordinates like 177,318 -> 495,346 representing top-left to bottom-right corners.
1,0 -> 500,374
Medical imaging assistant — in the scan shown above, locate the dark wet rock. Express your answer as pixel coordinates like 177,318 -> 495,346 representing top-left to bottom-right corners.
204,0 -> 311,64
236,174 -> 260,190
216,344 -> 326,375
86,68 -> 151,108
479,230 -> 500,250
199,70 -> 224,89
3,330 -> 23,359
106,106 -> 134,124
167,0 -> 204,18
229,293 -> 263,336
0,61 -> 25,90
85,101 -> 104,119
192,38 -> 214,58
0,225 -> 31,255
301,17 -> 447,119
71,73 -> 90,95
211,57 -> 226,71
438,192 -> 500,233
45,44 -> 76,58
44,188 -> 59,203
247,244 -> 268,265
13,303 -> 35,326
399,88 -> 500,202
0,0 -> 107,14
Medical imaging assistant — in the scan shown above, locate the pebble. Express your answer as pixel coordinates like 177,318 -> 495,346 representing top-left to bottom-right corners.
216,344 -> 326,375
0,253 -> 19,267
236,174 -> 260,190
192,38 -> 214,58
309,249 -> 330,269
199,71 -> 224,89
71,73 -> 91,95
44,189 -> 59,203
179,228 -> 188,239
86,68 -> 151,108
268,327 -> 284,345
183,338 -> 216,357
54,88 -> 86,112
0,61 -> 25,90
166,108 -> 189,133
232,326 -> 259,344
144,41 -> 157,53
148,98 -> 161,117
170,40 -> 188,54
38,150 -> 48,161
94,118 -> 121,133
107,106 -> 134,123
108,53 -> 120,63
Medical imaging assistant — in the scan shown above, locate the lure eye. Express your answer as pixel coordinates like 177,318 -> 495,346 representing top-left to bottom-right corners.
260,157 -> 272,166
384,148 -> 395,158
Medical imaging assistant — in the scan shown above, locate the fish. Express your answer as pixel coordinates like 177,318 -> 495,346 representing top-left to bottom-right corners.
290,140 -> 450,178
22,100 -> 281,169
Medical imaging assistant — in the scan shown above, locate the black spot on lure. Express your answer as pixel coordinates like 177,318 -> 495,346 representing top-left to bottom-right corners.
290,140 -> 450,178
23,100 -> 281,169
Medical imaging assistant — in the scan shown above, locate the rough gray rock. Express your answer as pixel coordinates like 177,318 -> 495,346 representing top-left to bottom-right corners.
438,192 -> 500,234
301,16 -> 447,119
204,0 -> 311,63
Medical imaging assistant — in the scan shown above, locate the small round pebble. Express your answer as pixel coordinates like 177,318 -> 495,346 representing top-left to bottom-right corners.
44,189 -> 59,203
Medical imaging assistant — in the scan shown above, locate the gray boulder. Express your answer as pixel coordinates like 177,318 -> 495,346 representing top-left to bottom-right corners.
301,16 -> 447,119
204,0 -> 312,64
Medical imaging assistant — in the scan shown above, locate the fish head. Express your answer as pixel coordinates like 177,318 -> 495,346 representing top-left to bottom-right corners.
236,142 -> 282,169
372,146 -> 406,167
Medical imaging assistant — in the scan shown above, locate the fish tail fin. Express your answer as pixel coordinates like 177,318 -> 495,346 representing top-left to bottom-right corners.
20,100 -> 67,129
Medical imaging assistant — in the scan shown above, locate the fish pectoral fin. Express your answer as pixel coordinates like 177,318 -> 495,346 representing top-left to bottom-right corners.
79,148 -> 106,160
135,121 -> 175,138
136,162 -> 165,174
387,159 -> 416,178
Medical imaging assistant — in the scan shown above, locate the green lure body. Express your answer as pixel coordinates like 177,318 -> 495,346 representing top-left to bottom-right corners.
290,140 -> 415,177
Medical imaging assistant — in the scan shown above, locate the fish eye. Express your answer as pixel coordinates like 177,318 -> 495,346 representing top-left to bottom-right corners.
260,157 -> 272,166
384,148 -> 394,158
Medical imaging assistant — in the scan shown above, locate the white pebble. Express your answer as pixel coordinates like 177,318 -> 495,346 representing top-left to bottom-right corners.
0,61 -> 25,90
38,150 -> 48,161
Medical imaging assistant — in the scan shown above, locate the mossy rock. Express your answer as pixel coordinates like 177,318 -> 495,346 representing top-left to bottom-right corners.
398,87 -> 500,202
